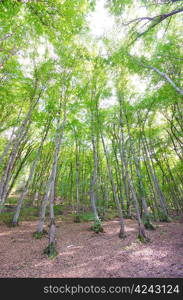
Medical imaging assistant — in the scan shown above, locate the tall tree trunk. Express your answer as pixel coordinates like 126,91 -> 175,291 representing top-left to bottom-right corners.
90,134 -> 100,223
89,105 -> 101,226
125,115 -> 154,229
142,135 -> 169,221
101,134 -> 126,239
36,107 -> 66,236
128,177 -> 149,242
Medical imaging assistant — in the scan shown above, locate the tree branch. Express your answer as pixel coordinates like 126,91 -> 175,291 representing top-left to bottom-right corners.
145,64 -> 183,96
126,7 -> 183,44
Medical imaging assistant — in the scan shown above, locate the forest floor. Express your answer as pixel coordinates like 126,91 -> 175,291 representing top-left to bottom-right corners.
0,217 -> 183,278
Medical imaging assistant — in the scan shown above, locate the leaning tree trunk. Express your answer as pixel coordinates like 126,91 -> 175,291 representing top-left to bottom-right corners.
0,135 -> 30,212
0,108 -> 22,165
128,178 -> 149,242
12,121 -> 50,226
0,92 -> 41,212
128,133 -> 154,229
44,114 -> 65,256
36,112 -> 66,236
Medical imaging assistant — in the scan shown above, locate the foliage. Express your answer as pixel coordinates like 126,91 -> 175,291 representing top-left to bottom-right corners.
0,0 -> 182,256
91,220 -> 104,233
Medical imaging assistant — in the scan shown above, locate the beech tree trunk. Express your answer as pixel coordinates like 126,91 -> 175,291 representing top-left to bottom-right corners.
101,133 -> 126,238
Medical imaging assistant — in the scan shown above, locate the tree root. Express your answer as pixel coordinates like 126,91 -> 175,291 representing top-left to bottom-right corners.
137,225 -> 150,243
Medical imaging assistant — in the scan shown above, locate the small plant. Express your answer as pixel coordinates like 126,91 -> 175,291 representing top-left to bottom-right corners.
158,211 -> 171,222
91,220 -> 103,233
0,213 -> 14,227
54,204 -> 63,216
33,229 -> 47,239
143,215 -> 155,230
137,233 -> 150,243
105,209 -> 119,220
74,212 -> 95,222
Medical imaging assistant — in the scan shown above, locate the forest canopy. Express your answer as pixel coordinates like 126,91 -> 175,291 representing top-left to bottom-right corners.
0,0 -> 182,258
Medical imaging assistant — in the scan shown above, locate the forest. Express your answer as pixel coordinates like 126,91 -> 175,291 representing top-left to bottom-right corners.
0,0 -> 183,278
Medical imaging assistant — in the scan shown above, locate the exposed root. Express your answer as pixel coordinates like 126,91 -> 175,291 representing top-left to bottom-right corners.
137,225 -> 150,243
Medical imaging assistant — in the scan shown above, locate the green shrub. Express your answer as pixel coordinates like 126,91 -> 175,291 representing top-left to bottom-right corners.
73,215 -> 81,223
0,212 -> 14,226
158,210 -> 171,222
72,212 -> 95,222
54,204 -> 63,216
33,229 -> 47,239
19,207 -> 39,221
143,215 -> 155,230
91,220 -> 103,233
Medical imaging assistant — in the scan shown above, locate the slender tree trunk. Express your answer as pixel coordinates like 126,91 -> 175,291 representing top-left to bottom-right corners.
36,107 -> 66,236
90,126 -> 100,223
126,118 -> 154,229
142,135 -> 169,221
101,134 -> 126,238
128,177 -> 149,242
73,131 -> 80,221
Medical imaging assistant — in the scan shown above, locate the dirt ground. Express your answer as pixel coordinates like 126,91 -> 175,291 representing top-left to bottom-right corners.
0,218 -> 183,278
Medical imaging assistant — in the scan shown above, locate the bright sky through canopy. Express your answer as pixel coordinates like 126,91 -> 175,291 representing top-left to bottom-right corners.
87,0 -> 115,37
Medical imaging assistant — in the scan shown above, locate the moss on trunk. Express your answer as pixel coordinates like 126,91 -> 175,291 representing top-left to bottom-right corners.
137,224 -> 150,243
119,229 -> 126,239
43,242 -> 58,258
